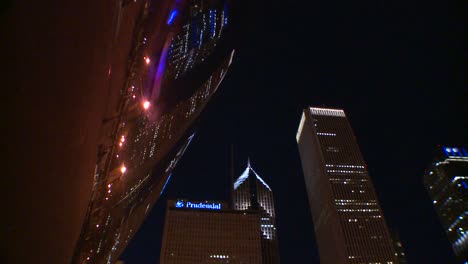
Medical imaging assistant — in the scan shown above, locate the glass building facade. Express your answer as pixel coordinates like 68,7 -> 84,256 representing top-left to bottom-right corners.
423,146 -> 468,262
296,107 -> 397,264
232,160 -> 280,264
160,199 -> 263,264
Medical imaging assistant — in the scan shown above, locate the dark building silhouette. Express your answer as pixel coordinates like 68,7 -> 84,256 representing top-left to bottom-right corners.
424,146 -> 468,263
296,107 -> 397,264
390,229 -> 408,264
1,0 -> 235,263
232,160 -> 280,264
160,199 -> 263,264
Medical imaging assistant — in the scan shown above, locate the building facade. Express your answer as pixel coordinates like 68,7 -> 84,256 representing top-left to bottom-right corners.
160,199 -> 263,264
296,107 -> 397,264
423,146 -> 468,262
232,160 -> 280,264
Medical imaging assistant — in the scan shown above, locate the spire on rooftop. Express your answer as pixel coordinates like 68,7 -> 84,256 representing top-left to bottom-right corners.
233,159 -> 271,191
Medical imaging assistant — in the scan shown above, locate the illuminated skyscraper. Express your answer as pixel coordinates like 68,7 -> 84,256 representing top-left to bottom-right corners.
160,199 -> 263,264
232,160 -> 280,264
296,107 -> 397,264
424,146 -> 468,262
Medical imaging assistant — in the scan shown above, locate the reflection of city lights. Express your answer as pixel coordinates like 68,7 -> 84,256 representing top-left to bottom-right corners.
121,165 -> 127,173
143,101 -> 150,110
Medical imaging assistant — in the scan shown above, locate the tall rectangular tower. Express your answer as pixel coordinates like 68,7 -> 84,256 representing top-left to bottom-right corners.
296,107 -> 397,264
423,146 -> 468,262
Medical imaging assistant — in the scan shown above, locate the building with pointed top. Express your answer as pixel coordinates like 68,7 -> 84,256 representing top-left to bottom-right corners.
232,160 -> 280,264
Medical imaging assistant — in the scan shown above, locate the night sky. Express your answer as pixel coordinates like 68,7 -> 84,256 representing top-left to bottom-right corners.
121,0 -> 467,263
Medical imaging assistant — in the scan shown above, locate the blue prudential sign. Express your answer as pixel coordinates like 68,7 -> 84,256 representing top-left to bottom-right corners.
175,200 -> 222,210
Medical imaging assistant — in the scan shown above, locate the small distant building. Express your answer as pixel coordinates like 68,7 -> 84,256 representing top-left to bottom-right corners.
423,146 -> 468,262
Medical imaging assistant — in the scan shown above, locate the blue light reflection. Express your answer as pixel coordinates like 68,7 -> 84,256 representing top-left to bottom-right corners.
167,10 -> 178,25
160,173 -> 173,195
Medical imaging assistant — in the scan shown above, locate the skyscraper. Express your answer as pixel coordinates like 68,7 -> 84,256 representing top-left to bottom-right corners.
423,146 -> 468,262
232,160 -> 280,264
160,199 -> 263,264
296,107 -> 397,264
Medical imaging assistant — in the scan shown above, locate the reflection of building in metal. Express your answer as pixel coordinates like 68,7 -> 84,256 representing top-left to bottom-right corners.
424,146 -> 468,262
296,107 -> 397,264
160,199 -> 263,264
1,0 -> 234,262
232,160 -> 280,264
70,0 -> 235,263
166,0 -> 229,79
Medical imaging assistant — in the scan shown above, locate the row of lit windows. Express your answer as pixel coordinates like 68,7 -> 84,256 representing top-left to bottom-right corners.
317,132 -> 336,136
337,209 -> 380,212
447,212 -> 468,231
326,164 -> 365,169
330,178 -> 367,182
327,170 -> 365,174
348,255 -> 393,263
310,107 -> 346,117
336,202 -> 378,206
335,199 -> 377,202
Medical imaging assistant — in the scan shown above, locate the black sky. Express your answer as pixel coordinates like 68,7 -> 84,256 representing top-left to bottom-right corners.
121,0 -> 466,263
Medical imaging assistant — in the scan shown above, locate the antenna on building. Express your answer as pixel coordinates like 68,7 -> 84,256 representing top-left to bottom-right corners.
230,143 -> 235,208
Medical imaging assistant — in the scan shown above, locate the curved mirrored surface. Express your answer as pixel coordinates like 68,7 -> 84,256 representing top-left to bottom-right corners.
71,0 -> 234,263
